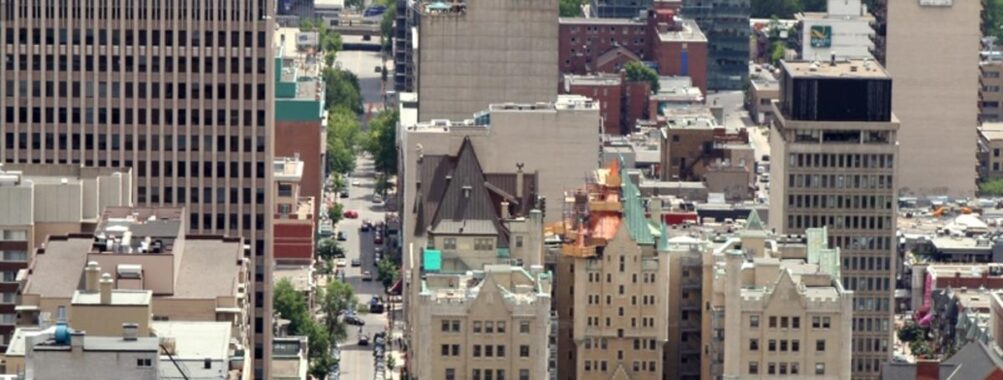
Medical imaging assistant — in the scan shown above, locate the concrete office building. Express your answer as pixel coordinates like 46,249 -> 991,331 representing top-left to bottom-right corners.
768,59 -> 898,379
0,1 -> 277,375
411,0 -> 559,120
885,0 -> 980,197
982,61 -> 1003,123
707,223 -> 853,380
16,207 -> 250,364
795,0 -> 875,60
272,157 -> 315,265
24,327 -> 161,380
979,124 -> 1003,180
0,164 -> 132,350
681,0 -> 749,90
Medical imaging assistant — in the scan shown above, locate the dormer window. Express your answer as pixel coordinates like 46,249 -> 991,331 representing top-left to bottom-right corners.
462,186 -> 472,198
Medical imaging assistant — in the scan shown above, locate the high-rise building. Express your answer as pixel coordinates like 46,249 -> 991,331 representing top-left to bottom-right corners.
681,0 -> 749,90
981,61 -> 1003,123
406,0 -> 559,120
768,59 -> 898,379
885,0 -> 980,197
0,1 -> 276,376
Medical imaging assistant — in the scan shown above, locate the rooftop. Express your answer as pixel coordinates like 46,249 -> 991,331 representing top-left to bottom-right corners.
658,18 -> 706,43
152,321 -> 232,360
274,157 -> 305,183
421,264 -> 550,305
980,124 -> 1003,141
95,207 -> 185,254
72,289 -> 153,306
782,58 -> 890,79
171,238 -> 243,299
33,334 -> 160,353
558,17 -> 644,25
564,73 -> 622,87
273,266 -> 314,293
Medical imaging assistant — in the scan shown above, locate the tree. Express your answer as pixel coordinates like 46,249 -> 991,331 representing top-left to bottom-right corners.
309,355 -> 337,380
327,202 -> 345,226
365,110 -> 400,175
560,0 -> 586,16
376,258 -> 400,290
381,4 -> 398,53
319,279 -> 357,342
987,0 -> 1003,41
624,61 -> 660,93
323,68 -> 364,115
274,279 -> 311,333
317,238 -> 344,260
327,107 -> 362,174
980,179 -> 1003,196
770,41 -> 786,65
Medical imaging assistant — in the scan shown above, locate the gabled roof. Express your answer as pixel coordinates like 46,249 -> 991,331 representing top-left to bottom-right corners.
745,209 -> 765,231
430,138 -> 498,227
943,340 -> 1003,379
595,46 -> 641,71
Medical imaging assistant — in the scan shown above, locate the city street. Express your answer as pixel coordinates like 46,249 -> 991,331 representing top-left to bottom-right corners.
336,37 -> 390,122
331,155 -> 391,380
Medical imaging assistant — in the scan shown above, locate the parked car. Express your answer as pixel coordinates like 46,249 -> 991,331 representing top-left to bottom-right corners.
374,235 -> 383,245
372,193 -> 383,203
369,296 -> 385,314
358,334 -> 370,346
335,258 -> 347,268
351,258 -> 361,267
336,231 -> 348,241
339,190 -> 349,198
342,210 -> 359,219
352,179 -> 361,186
344,314 -> 365,326
362,271 -> 374,281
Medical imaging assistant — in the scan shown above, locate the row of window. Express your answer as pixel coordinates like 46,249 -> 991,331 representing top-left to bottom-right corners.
852,296 -> 892,313
567,25 -> 646,35
139,186 -> 266,205
5,133 -> 266,154
6,79 -> 267,102
439,320 -> 532,334
4,52 -> 267,76
788,153 -> 894,170
0,251 -> 28,262
12,0 -> 267,22
852,317 -> 891,333
787,173 -> 894,190
0,230 -> 27,241
853,336 -> 889,354
7,28 -> 266,49
584,360 -> 656,373
4,107 -> 268,128
134,160 -> 267,179
749,338 -> 821,352
787,194 -> 894,211
843,275 -> 892,292
792,129 -> 891,144
749,362 -> 821,375
585,315 -> 655,328
186,212 -> 264,231
786,214 -> 892,232
447,368 -> 530,380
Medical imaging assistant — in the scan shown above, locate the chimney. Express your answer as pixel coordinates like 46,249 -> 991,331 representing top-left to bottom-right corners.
84,262 -> 100,293
515,163 -> 525,199
99,273 -> 113,304
500,201 -> 510,219
70,331 -> 85,352
122,323 -> 138,341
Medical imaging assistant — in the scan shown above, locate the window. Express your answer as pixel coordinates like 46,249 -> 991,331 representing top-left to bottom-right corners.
137,358 -> 153,367
1,251 -> 27,262
278,184 -> 292,196
473,321 -> 482,333
497,321 -> 506,333
474,238 -> 494,251
768,363 -> 776,375
441,320 -> 450,332
497,345 -> 506,357
519,369 -> 529,380
749,339 -> 759,351
452,320 -> 461,332
485,345 -> 494,357
768,339 -> 776,352
815,363 -> 825,375
750,315 -> 759,328
781,317 -> 788,328
749,362 -> 759,374
769,316 -> 777,328
473,369 -> 481,380
792,317 -> 800,329
473,345 -> 481,357
446,368 -> 455,380
822,317 -> 831,328
792,340 -> 800,352
442,344 -> 450,356
520,320 -> 530,334
816,340 -> 826,352
444,238 -> 457,250
520,345 -> 530,357
452,344 -> 460,356
0,271 -> 16,282
486,322 -> 494,333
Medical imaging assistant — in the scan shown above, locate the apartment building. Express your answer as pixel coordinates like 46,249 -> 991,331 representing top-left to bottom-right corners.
680,0 -> 749,90
410,0 -> 559,120
563,74 -> 650,135
559,7 -> 708,94
768,59 -> 898,379
981,61 -> 1003,123
0,1 -> 277,375
405,137 -> 552,379
0,164 -> 132,350
555,162 -> 670,380
23,326 -> 161,380
707,224 -> 853,380
16,207 -> 250,360
274,27 -> 325,217
273,157 -> 315,266
885,0 -> 980,197
748,65 -> 779,125
659,108 -> 755,201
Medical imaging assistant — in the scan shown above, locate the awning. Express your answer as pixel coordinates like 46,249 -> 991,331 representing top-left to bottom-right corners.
388,279 -> 402,296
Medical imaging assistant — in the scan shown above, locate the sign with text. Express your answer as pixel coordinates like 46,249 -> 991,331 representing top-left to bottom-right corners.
810,25 -> 832,48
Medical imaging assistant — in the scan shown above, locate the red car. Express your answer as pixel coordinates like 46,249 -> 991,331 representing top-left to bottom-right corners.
374,235 -> 383,245
342,210 -> 359,219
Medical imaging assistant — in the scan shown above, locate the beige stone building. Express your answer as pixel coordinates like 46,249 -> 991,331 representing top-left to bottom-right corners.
979,124 -> 1003,180
412,0 -> 559,121
15,207 -> 250,359
404,137 -> 553,379
769,59 -> 898,379
748,65 -> 780,126
885,0 -> 981,197
981,61 -> 1003,123
705,222 -> 853,380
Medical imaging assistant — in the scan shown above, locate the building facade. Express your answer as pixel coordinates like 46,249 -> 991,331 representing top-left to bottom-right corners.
412,0 -> 559,121
885,0 -> 980,197
681,0 -> 749,90
273,157 -> 315,265
0,1 -> 276,375
795,0 -> 875,60
768,59 -> 898,379
981,61 -> 1003,123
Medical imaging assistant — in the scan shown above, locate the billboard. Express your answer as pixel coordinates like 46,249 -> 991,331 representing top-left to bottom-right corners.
810,25 -> 832,48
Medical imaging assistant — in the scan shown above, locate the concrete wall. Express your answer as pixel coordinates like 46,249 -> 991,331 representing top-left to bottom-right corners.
886,0 -> 980,197
800,17 -> 874,60
70,303 -> 152,337
30,346 -> 159,380
567,83 -> 624,135
416,0 -> 559,120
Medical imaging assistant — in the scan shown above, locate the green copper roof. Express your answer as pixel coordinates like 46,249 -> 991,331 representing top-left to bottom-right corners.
621,168 -> 654,245
806,227 -> 840,279
745,210 -> 765,231
657,222 -> 670,251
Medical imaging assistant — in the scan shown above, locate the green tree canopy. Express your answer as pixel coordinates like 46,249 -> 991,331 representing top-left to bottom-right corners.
327,107 -> 362,174
980,179 -> 1003,196
319,279 -> 357,342
376,258 -> 400,290
988,0 -> 1003,43
365,110 -> 400,175
624,61 -> 660,93
560,0 -> 586,16
323,68 -> 364,115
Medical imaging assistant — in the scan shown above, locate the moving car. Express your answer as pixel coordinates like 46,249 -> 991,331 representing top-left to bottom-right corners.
351,258 -> 361,267
336,231 -> 348,241
362,271 -> 373,281
344,314 -> 365,326
352,179 -> 361,186
358,334 -> 370,346
335,258 -> 347,268
342,210 -> 359,219
369,296 -> 385,314
339,190 -> 349,198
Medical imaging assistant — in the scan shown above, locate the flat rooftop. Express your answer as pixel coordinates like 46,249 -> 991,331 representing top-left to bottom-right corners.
72,289 -> 152,306
274,266 -> 314,293
152,321 -> 232,360
559,17 -> 643,25
782,59 -> 890,79
275,157 -> 305,182
565,74 -> 622,87
980,124 -> 1003,141
33,335 -> 160,352
658,19 -> 707,43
